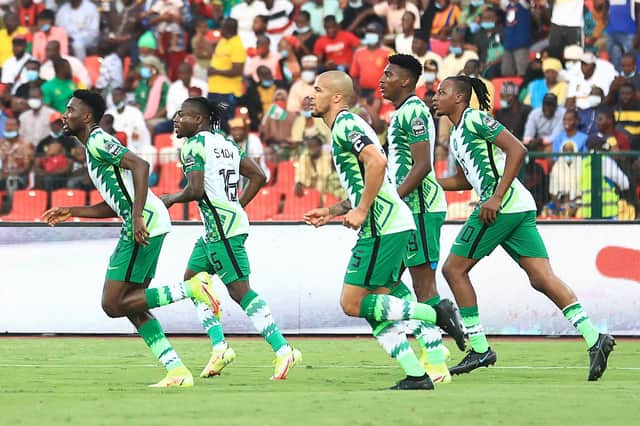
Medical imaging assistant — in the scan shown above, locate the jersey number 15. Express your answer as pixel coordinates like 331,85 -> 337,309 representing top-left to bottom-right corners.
218,169 -> 238,201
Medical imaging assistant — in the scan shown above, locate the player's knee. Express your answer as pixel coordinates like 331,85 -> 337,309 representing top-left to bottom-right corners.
442,260 -> 459,283
340,297 -> 360,317
101,299 -> 123,318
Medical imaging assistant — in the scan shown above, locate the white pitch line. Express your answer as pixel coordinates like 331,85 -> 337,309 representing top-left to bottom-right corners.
0,364 -> 639,371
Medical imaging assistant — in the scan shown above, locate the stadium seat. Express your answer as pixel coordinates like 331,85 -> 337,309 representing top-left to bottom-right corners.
445,190 -> 472,205
51,189 -> 87,207
434,159 -> 448,178
89,189 -> 103,205
273,160 -> 297,192
156,162 -> 183,194
274,188 -> 321,221
84,56 -> 102,87
153,133 -> 173,150
168,203 -> 185,221
244,187 -> 281,221
492,76 -> 524,112
188,201 -> 202,221
0,190 -> 48,221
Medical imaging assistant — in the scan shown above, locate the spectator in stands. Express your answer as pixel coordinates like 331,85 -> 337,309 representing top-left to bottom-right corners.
567,51 -> 616,108
395,10 -> 416,55
230,0 -> 268,49
55,0 -> 99,61
102,0 -> 145,63
431,0 -> 462,39
14,59 -> 43,99
240,65 -> 277,131
606,0 -> 639,70
496,81 -> 531,140
293,10 -> 319,56
524,93 -> 565,151
32,9 -> 68,63
157,62 -> 207,135
290,95 -> 331,149
40,40 -> 91,89
99,113 -> 128,146
501,0 -> 532,77
462,59 -> 495,110
577,86 -> 604,135
263,0 -> 295,46
135,55 -> 170,131
17,0 -> 44,31
0,12 -> 30,68
208,18 -> 246,132
351,22 -> 391,98
524,57 -> 567,108
245,35 -> 281,83
250,14 -> 270,50
301,0 -> 343,36
411,30 -> 443,77
467,7 -> 504,79
552,109 -> 588,153
259,88 -> 297,159
1,37 -> 31,93
313,15 -> 360,72
0,117 -> 34,191
416,59 -> 440,100
229,117 -> 271,182
548,0 -> 583,60
613,82 -> 640,149
597,107 -> 632,151
547,139 -> 582,218
287,55 -> 317,113
362,0 -> 419,35
108,87 -> 152,155
605,53 -> 640,106
34,139 -> 71,191
275,36 -> 301,86
143,0 -> 185,56
18,86 -> 55,147
294,135 -> 333,196
65,145 -> 92,190
191,17 -> 218,82
440,31 -> 479,79
343,0 -> 381,32
35,112 -> 76,155
42,58 -> 77,113
95,39 -> 124,101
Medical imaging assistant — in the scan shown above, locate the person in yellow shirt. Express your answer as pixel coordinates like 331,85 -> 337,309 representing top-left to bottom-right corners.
0,12 -> 31,67
208,18 -> 246,132
524,57 -> 568,108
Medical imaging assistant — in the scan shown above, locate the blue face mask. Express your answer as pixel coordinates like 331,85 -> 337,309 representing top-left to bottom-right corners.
40,24 -> 51,32
261,80 -> 274,88
449,46 -> 462,55
26,70 -> 39,81
470,0 -> 484,7
115,101 -> 126,110
139,67 -> 152,79
50,130 -> 63,138
434,2 -> 444,10
4,130 -> 18,139
500,99 -> 509,109
301,110 -> 312,118
468,22 -> 481,34
362,33 -> 379,46
480,21 -> 495,30
279,49 -> 289,59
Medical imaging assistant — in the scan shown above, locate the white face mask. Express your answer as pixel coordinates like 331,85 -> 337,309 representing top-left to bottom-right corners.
28,98 -> 42,110
422,72 -> 436,84
587,95 -> 602,108
566,61 -> 580,71
301,70 -> 316,84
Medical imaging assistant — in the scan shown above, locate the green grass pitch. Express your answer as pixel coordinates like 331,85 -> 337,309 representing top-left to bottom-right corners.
1,337 -> 638,426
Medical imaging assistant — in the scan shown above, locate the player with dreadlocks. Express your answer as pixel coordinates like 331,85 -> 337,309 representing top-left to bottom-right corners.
162,97 -> 302,380
432,77 -> 615,380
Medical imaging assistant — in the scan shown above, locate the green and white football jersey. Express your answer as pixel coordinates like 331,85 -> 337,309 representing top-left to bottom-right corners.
181,130 -> 249,243
387,95 -> 447,214
85,128 -> 171,240
449,108 -> 536,213
331,110 -> 415,238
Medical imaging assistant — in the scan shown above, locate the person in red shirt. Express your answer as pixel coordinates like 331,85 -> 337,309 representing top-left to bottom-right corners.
350,22 -> 391,99
34,140 -> 71,190
313,15 -> 360,71
17,0 -> 44,31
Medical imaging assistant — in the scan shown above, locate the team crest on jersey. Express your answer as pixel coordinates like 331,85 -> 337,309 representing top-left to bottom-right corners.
105,141 -> 123,157
411,117 -> 426,136
482,114 -> 500,131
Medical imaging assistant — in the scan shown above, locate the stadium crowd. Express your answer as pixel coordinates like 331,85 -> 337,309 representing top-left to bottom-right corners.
0,0 -> 638,220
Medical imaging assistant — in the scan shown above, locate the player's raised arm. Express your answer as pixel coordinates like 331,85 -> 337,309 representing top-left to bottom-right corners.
343,144 -> 386,230
478,129 -> 527,224
238,157 -> 267,208
437,164 -> 473,191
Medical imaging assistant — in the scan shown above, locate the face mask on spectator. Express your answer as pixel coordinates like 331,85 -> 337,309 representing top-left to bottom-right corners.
40,24 -> 51,32
468,22 -> 481,33
349,0 -> 363,7
621,70 -> 636,78
500,99 -> 509,109
26,70 -> 39,81
471,0 -> 484,7
449,46 -> 463,55
301,70 -> 316,84
261,79 -> 274,88
587,95 -> 602,108
50,130 -> 63,138
362,33 -> 379,46
565,61 -> 580,71
4,130 -> 18,139
28,98 -> 42,109
115,101 -> 126,110
434,2 -> 444,10
301,110 -> 312,118
423,72 -> 436,84
295,25 -> 310,33
139,67 -> 152,79
480,21 -> 495,30
279,49 -> 289,59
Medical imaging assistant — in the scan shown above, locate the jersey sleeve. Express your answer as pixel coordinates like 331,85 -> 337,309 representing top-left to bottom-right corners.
181,135 -> 206,174
400,102 -> 432,145
229,137 -> 247,160
333,113 -> 374,156
467,109 -> 504,143
87,132 -> 128,166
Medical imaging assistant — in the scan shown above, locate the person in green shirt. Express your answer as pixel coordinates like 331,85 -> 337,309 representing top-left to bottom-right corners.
41,58 -> 77,113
